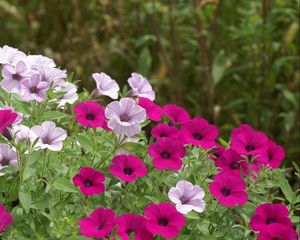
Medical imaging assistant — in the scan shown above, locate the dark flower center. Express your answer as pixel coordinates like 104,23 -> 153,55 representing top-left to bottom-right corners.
120,113 -> 130,122
221,188 -> 231,196
29,86 -> 39,93
42,136 -> 52,144
230,162 -> 239,170
245,145 -> 255,152
84,180 -> 93,187
268,153 -> 273,160
272,237 -> 281,240
180,196 -> 189,204
193,133 -> 203,140
86,113 -> 95,121
158,218 -> 168,226
13,73 -> 22,81
161,152 -> 170,159
1,158 -> 10,166
126,228 -> 135,236
266,218 -> 276,224
97,224 -> 104,230
123,167 -> 133,175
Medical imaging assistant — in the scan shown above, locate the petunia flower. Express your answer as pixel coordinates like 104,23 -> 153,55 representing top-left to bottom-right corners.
138,97 -> 162,122
0,144 -> 18,176
163,104 -> 190,125
105,98 -> 146,137
257,223 -> 298,240
0,60 -> 33,93
181,117 -> 218,149
151,124 -> 179,139
0,109 -> 17,133
209,171 -> 248,207
144,202 -> 185,239
210,145 -> 225,161
108,154 -> 147,182
215,149 -> 249,175
73,167 -> 105,196
148,137 -> 186,171
31,121 -> 67,151
116,213 -> 153,240
91,72 -> 120,99
168,180 -> 205,214
0,204 -> 13,233
20,73 -> 49,102
78,207 -> 116,239
11,124 -> 36,143
127,73 -> 155,101
74,101 -> 105,128
266,140 -> 285,169
54,81 -> 78,108
0,45 -> 26,65
27,54 -> 56,68
250,203 -> 292,232
35,65 -> 67,87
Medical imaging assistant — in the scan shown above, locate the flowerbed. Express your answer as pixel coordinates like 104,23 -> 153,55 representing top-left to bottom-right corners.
0,45 -> 298,239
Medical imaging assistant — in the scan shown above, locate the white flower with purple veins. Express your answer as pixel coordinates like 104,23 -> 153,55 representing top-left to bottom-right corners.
27,55 -> 56,68
127,72 -> 155,101
0,143 -> 18,176
20,73 -> 49,102
0,60 -> 33,93
0,45 -> 26,65
105,98 -> 146,137
54,81 -> 78,108
91,72 -> 120,99
31,121 -> 67,151
35,65 -> 67,87
11,124 -> 36,143
168,180 -> 206,214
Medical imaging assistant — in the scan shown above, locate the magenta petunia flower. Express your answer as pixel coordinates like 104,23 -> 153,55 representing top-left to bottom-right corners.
108,154 -> 147,182
163,104 -> 190,125
0,204 -> 13,233
138,97 -> 162,122
210,145 -> 225,161
0,144 -> 18,176
181,117 -> 218,149
0,109 -> 17,133
151,124 -> 179,139
266,140 -> 285,169
73,167 -> 105,196
105,98 -> 146,137
215,149 -> 249,175
74,101 -> 105,128
209,172 -> 248,207
144,202 -> 185,239
257,223 -> 298,240
78,207 -> 116,239
250,203 -> 292,232
168,180 -> 205,214
231,124 -> 253,138
127,73 -> 155,101
20,73 -> 49,102
0,60 -> 32,93
116,213 -> 153,240
148,137 -> 186,171
230,125 -> 269,157
31,121 -> 67,151
91,72 -> 120,99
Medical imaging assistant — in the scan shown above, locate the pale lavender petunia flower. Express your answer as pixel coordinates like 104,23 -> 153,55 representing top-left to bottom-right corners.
127,72 -> 155,101
0,60 -> 33,93
27,55 -> 56,68
168,180 -> 205,214
54,81 -> 78,108
0,45 -> 26,65
20,73 -> 49,102
0,143 -> 18,176
105,97 -> 146,137
11,124 -> 36,143
31,121 -> 67,151
91,72 -> 120,99
35,65 -> 67,87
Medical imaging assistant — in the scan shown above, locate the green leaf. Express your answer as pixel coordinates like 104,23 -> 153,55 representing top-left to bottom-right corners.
278,174 -> 294,203
76,134 -> 94,153
138,47 -> 152,75
19,186 -> 32,213
43,111 -> 69,120
185,211 -> 200,219
212,50 -> 226,85
52,177 -> 78,193
122,142 -> 147,153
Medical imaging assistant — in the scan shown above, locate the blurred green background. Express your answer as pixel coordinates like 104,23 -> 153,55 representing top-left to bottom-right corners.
0,0 -> 299,167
